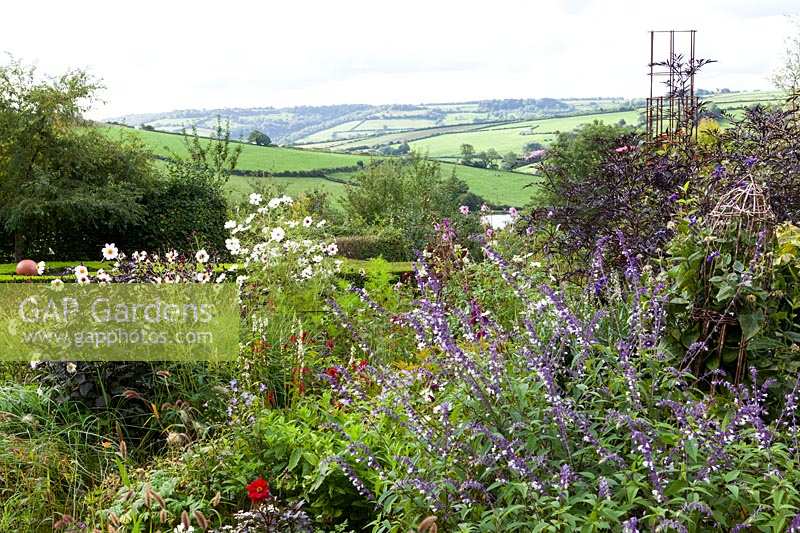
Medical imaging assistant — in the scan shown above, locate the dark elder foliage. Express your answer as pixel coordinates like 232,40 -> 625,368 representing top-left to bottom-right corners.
533,122 -> 697,270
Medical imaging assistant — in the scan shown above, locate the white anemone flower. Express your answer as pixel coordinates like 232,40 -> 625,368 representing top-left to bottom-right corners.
195,271 -> 210,283
50,279 -> 64,289
326,243 -> 338,256
271,227 -> 286,242
249,193 -> 262,205
268,197 -> 281,209
74,265 -> 89,278
224,220 -> 237,230
102,243 -> 119,261
303,216 -> 313,227
195,249 -> 210,263
66,362 -> 77,374
76,275 -> 91,285
36,261 -> 46,275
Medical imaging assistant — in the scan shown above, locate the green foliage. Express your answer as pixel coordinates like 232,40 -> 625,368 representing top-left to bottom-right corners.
0,58 -> 156,260
341,155 -> 483,258
248,129 -> 272,146
132,175 -> 228,254
335,232 -> 407,262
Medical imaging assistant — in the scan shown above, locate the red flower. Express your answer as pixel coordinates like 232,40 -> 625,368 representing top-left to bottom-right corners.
354,359 -> 368,372
246,477 -> 270,503
325,367 -> 340,380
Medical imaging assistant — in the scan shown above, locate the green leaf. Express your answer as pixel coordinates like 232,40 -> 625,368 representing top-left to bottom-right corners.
287,448 -> 302,471
739,310 -> 764,341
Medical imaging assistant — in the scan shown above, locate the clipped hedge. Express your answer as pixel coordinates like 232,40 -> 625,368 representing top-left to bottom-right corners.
0,179 -> 228,261
335,234 -> 408,262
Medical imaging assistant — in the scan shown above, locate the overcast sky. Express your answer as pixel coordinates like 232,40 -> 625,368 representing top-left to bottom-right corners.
2,1 -> 797,118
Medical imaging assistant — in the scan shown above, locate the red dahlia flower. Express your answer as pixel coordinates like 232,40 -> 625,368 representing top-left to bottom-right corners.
246,477 -> 270,503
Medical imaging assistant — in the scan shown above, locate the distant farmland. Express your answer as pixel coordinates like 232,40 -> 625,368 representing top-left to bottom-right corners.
103,125 -> 541,207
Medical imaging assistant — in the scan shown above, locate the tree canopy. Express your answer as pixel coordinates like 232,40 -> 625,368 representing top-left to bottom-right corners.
0,58 -> 156,259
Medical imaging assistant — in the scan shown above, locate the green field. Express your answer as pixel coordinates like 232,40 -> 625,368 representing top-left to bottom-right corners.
106,125 -> 540,207
103,125 -> 369,172
409,110 -> 641,158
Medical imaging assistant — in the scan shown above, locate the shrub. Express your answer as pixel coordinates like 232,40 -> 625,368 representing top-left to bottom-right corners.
335,233 -> 406,262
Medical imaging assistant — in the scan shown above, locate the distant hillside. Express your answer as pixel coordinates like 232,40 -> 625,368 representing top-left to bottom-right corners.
106,97 -> 644,145
101,124 -> 543,207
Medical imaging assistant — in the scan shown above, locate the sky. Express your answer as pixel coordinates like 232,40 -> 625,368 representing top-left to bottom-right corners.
1,0 -> 797,118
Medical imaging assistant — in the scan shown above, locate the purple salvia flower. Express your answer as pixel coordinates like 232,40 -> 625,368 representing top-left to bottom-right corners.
598,476 -> 610,499
622,517 -> 639,533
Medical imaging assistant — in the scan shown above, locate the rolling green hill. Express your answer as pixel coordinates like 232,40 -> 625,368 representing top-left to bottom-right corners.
103,125 -> 541,207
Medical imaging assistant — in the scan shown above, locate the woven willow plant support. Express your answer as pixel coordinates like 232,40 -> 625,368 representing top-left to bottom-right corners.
693,175 -> 775,385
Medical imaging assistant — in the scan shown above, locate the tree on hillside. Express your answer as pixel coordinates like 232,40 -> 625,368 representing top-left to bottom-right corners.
501,151 -> 519,170
773,16 -> 800,92
174,117 -> 242,190
248,129 -> 272,146
0,58 -> 156,260
523,141 -> 544,153
460,143 -> 475,162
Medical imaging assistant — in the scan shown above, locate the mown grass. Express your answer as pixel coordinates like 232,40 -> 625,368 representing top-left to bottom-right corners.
0,259 -> 413,282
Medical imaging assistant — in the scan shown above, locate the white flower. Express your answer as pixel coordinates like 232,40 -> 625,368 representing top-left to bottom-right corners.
77,275 -> 90,285
66,362 -> 77,374
74,265 -> 89,278
280,195 -> 293,204
480,203 -> 490,213
312,254 -> 323,263
236,275 -> 248,286
36,261 -> 46,275
50,279 -> 64,289
30,360 -> 40,370
271,227 -> 286,242
268,197 -> 281,209
166,250 -> 178,262
316,219 -> 326,228
249,192 -> 263,205
224,220 -> 237,230
132,250 -> 147,262
225,238 -> 241,255
326,243 -> 338,256
96,269 -> 112,283
173,525 -> 195,533
287,220 -> 299,228
303,216 -> 313,227
101,243 -> 119,261
459,205 -> 470,215
215,273 -> 227,283
301,266 -> 313,278
195,249 -> 209,263
195,271 -> 210,283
